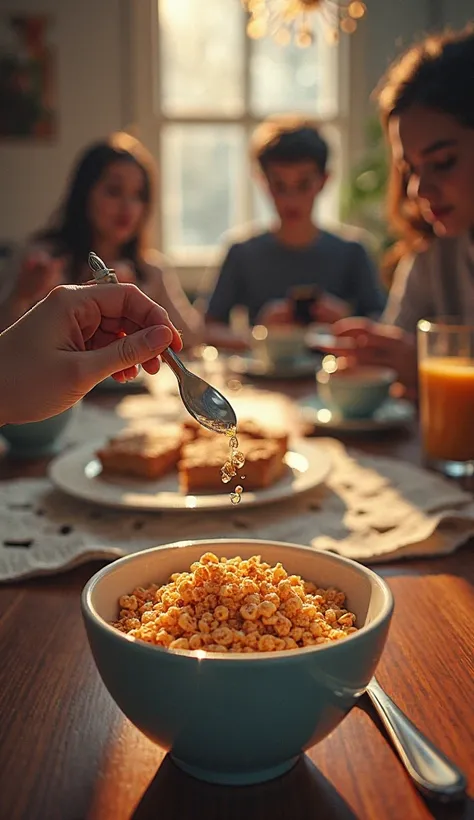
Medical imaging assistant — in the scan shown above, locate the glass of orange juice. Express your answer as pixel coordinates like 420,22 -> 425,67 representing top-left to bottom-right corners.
418,319 -> 474,476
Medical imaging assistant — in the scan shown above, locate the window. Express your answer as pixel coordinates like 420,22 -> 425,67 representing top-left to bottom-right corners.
131,0 -> 350,267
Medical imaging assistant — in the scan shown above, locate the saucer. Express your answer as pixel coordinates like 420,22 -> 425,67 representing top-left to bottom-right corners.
228,353 -> 321,380
298,394 -> 415,432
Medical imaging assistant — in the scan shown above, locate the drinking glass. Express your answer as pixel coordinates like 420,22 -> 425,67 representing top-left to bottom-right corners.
418,319 -> 474,476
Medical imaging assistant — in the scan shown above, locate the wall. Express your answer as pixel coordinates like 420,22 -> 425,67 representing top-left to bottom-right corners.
363,0 -> 473,103
0,0 -> 128,243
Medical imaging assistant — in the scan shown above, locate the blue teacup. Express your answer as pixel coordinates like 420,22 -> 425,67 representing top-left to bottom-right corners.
0,406 -> 75,459
316,366 -> 396,419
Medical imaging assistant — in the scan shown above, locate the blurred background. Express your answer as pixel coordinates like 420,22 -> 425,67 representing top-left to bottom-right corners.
0,0 -> 472,296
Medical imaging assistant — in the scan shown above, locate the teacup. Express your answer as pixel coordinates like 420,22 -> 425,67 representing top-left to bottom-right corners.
252,325 -> 307,368
316,366 -> 396,419
0,406 -> 75,459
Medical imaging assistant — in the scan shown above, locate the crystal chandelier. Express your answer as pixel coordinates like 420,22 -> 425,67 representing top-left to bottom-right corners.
242,0 -> 367,46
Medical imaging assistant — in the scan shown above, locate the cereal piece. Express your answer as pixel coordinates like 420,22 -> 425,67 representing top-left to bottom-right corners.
284,637 -> 298,650
211,626 -> 234,646
273,613 -> 292,637
258,635 -> 276,651
155,630 -> 174,647
178,612 -> 198,632
283,595 -> 303,617
169,637 -> 190,650
189,634 -> 204,650
338,612 -> 356,627
214,605 -> 230,622
200,552 -> 220,564
177,581 -> 194,604
194,565 -> 210,584
240,602 -> 259,621
119,594 -> 138,611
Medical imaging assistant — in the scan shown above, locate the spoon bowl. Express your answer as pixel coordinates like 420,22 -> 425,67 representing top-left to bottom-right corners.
161,349 -> 237,434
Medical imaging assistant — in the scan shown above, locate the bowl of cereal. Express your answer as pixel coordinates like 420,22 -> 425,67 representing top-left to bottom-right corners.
82,539 -> 393,786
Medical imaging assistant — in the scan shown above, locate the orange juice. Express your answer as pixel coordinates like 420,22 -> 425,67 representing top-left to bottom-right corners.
419,357 -> 474,462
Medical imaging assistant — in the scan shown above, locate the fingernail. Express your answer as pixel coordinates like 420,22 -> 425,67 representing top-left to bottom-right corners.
145,325 -> 173,350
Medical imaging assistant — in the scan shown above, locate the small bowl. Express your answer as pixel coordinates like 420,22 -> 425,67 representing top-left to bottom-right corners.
252,325 -> 307,367
82,539 -> 393,786
317,366 -> 396,419
0,406 -> 75,459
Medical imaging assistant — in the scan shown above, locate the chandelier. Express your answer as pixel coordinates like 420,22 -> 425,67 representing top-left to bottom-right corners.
242,0 -> 367,46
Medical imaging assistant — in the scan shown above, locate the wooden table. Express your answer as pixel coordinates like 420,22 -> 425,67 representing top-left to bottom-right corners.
0,389 -> 473,820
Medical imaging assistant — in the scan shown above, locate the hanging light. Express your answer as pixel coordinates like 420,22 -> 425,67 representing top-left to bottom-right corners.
242,0 -> 367,46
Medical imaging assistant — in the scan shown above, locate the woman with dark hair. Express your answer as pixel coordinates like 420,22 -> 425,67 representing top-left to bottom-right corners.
332,26 -> 474,389
0,132 -> 202,345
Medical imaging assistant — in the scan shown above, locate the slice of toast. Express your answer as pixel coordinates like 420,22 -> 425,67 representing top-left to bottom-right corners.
178,435 -> 286,494
97,427 -> 183,480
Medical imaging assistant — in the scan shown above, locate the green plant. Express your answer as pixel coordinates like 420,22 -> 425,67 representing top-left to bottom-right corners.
342,117 -> 394,255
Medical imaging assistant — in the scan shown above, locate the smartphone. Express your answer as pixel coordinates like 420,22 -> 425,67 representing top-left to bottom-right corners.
288,285 -> 321,326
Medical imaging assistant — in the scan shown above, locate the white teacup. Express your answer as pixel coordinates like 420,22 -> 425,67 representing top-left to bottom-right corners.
317,365 -> 396,419
252,325 -> 307,368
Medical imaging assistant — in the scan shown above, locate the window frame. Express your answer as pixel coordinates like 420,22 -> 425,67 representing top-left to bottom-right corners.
126,0 -> 367,287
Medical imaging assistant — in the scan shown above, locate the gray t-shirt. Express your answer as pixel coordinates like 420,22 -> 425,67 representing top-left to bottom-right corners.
206,230 -> 385,325
383,233 -> 474,334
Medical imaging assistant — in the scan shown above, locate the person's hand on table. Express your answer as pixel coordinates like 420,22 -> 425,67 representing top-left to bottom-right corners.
326,318 -> 418,397
256,293 -> 351,328
255,299 -> 294,326
0,283 -> 182,425
311,293 -> 351,325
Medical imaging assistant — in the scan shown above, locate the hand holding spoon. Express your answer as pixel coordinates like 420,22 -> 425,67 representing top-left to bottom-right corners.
87,252 -> 237,433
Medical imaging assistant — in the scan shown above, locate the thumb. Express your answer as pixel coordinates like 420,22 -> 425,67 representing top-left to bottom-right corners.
82,324 -> 173,381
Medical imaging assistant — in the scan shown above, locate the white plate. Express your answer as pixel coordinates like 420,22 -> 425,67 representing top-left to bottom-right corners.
228,353 -> 321,380
48,438 -> 332,512
298,395 -> 415,432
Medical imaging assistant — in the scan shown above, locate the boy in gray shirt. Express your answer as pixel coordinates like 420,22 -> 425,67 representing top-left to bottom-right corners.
206,117 -> 385,328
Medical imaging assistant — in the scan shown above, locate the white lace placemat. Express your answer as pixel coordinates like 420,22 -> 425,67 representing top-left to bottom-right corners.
0,435 -> 473,581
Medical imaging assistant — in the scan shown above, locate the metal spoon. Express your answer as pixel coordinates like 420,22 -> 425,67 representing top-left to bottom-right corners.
87,252 -> 237,434
366,677 -> 467,802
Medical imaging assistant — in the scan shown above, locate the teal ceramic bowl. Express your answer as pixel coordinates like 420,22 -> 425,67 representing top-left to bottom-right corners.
317,366 -> 396,419
82,539 -> 393,786
0,406 -> 75,458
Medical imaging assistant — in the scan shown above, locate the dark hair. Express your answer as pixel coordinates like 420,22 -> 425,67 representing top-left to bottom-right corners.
376,26 -> 474,279
250,115 -> 329,175
35,132 -> 155,282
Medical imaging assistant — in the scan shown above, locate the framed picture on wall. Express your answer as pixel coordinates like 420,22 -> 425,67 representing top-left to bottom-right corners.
0,14 -> 56,139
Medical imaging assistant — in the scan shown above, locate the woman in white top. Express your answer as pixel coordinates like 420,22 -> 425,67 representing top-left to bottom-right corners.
332,26 -> 474,391
0,132 -> 205,346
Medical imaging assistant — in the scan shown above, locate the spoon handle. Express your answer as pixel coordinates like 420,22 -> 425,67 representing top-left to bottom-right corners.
161,347 -> 187,376
88,252 -> 182,370
366,678 -> 466,802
